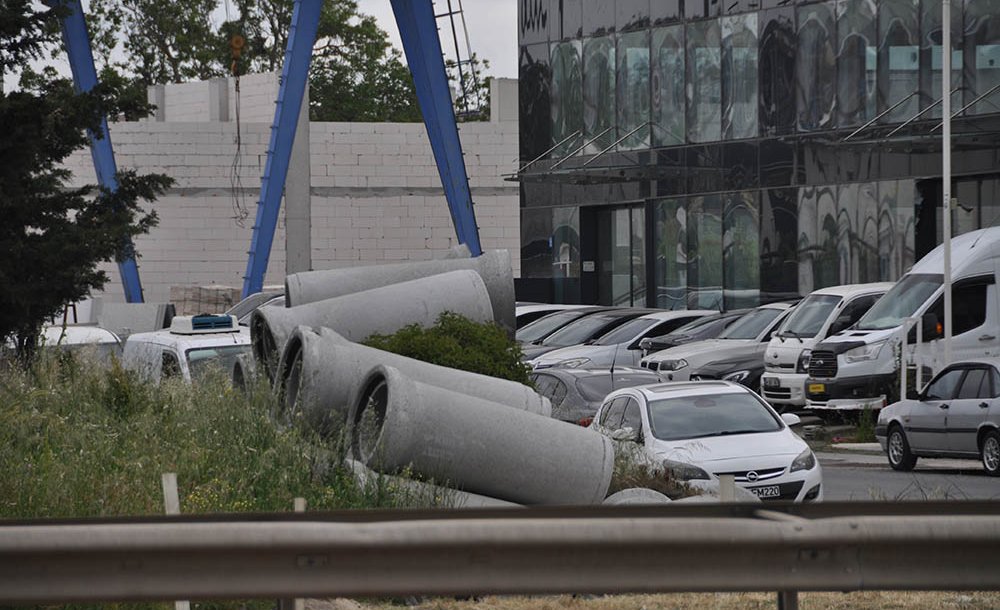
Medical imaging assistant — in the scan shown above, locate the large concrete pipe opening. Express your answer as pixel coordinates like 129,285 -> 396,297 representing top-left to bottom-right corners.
284,250 -> 515,334
272,327 -> 550,437
350,365 -> 614,505
251,269 -> 494,381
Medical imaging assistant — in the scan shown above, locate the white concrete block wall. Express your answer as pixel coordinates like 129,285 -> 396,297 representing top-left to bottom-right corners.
61,75 -> 519,305
228,72 -> 281,123
162,81 -> 212,122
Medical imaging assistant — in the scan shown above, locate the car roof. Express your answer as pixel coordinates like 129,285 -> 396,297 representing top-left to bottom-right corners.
635,310 -> 715,321
516,303 -> 590,314
808,282 -> 895,298
758,301 -> 794,310
946,357 -> 1000,370
624,380 -> 749,400
41,325 -> 120,345
125,328 -> 251,349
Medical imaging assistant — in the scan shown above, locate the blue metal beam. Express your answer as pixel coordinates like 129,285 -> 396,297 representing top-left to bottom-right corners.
390,0 -> 483,256
242,0 -> 323,298
49,0 -> 144,303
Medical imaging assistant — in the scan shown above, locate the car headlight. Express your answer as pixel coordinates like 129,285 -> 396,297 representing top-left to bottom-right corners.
796,349 -> 812,374
722,369 -> 751,384
790,448 -> 816,472
843,340 -> 886,363
556,357 -> 591,369
658,359 -> 688,372
662,458 -> 711,481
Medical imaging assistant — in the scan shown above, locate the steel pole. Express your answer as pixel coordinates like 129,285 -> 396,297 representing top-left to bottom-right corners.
942,0 -> 953,365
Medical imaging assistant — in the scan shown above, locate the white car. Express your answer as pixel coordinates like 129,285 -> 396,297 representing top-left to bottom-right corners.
876,359 -> 1000,476
529,310 -> 714,370
122,314 -> 251,383
515,303 -> 590,328
591,381 -> 823,502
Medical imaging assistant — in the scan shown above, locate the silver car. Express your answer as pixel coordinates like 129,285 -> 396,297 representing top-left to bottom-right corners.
876,359 -> 1000,476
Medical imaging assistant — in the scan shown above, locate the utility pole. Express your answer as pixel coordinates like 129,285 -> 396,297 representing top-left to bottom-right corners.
942,0 -> 953,365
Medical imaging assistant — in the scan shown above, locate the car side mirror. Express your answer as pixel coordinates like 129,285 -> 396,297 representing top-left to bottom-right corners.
780,413 -> 801,426
922,312 -> 942,341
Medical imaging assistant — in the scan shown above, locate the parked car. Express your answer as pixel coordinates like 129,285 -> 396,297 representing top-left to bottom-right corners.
590,380 -> 822,502
530,367 -> 662,425
225,291 -> 285,326
516,307 -> 611,345
123,314 -> 251,383
876,359 -> 1000,475
638,309 -> 750,357
688,353 -> 767,393
640,302 -> 795,382
760,283 -> 892,409
806,226 -> 1000,415
528,310 -> 714,370
521,308 -> 659,361
515,303 -> 590,328
36,325 -> 122,362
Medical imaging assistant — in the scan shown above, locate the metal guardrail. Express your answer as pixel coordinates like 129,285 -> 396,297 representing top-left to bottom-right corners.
2,502 -> 1000,604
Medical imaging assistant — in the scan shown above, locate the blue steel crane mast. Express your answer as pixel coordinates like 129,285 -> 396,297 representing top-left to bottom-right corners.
49,0 -> 145,303
241,0 -> 483,297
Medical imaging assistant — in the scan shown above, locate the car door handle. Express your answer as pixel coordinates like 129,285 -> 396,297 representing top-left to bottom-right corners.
981,402 -> 990,409
980,334 -> 996,341
939,403 -> 950,410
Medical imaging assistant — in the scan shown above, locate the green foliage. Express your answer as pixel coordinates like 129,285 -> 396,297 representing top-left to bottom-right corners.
363,312 -> 532,385
0,7 -> 172,357
855,406 -> 876,443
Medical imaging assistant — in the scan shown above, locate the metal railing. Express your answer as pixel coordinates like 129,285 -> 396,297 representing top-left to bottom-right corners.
2,502 -> 1000,606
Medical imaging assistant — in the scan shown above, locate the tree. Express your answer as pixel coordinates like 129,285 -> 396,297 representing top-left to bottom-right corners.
0,1 -> 172,359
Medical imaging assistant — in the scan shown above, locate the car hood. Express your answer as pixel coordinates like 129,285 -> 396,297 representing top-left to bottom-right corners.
642,339 -> 759,369
818,326 -> 898,346
648,429 -> 806,465
530,344 -> 619,368
521,344 -> 566,360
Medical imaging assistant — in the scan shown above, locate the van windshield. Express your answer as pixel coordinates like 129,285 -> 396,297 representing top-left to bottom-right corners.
778,294 -> 841,338
855,274 -> 942,330
718,307 -> 783,340
186,344 -> 251,380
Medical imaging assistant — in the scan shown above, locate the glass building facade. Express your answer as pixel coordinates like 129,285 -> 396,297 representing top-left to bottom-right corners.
516,0 -> 1000,309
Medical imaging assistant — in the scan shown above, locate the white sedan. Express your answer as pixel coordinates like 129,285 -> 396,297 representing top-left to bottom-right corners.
591,380 -> 823,502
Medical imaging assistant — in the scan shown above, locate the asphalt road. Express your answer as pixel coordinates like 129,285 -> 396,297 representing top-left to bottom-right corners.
817,450 -> 1000,501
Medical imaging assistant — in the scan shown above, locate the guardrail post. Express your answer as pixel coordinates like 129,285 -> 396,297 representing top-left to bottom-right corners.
279,498 -> 308,610
161,473 -> 190,610
777,591 -> 799,610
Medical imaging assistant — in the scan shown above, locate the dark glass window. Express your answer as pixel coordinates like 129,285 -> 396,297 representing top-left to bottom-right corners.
617,29 -> 651,150
797,2 -> 836,131
651,25 -> 687,147
520,44 -> 552,162
521,206 -> 581,279
723,191 -> 761,309
759,138 -> 795,187
551,41 -> 584,156
963,0 -> 1000,115
686,0 -> 722,20
722,13 -> 759,139
926,368 -> 963,400
617,0 -> 650,32
687,144 -> 723,193
920,0 -> 963,120
686,19 -> 722,142
650,0 -> 682,26
582,0 -> 615,36
957,368 -> 988,400
723,141 -> 759,190
688,194 -> 723,310
924,278 -> 992,336
531,373 -> 570,407
759,187 -> 799,301
836,0 -> 877,128
839,182 -> 880,284
622,398 -> 643,433
878,0 -> 920,123
759,7 -> 797,136
583,36 -> 616,152
653,198 -> 688,309
520,0 -> 550,45
797,185 -> 840,293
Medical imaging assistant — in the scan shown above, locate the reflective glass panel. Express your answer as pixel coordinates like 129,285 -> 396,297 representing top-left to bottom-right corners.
723,191 -> 761,309
551,41 -> 584,156
583,36 -> 616,152
759,7 -> 797,136
878,0 -> 919,123
617,30 -> 651,150
520,44 -> 552,162
653,198 -> 688,309
964,0 -> 1000,115
722,13 -> 759,139
651,25 -> 686,147
836,0 -> 877,127
521,206 -> 581,279
854,182 -> 880,283
686,19 -> 722,142
921,0 -> 963,119
688,194 -> 723,309
797,2 -> 836,131
760,187 -> 799,301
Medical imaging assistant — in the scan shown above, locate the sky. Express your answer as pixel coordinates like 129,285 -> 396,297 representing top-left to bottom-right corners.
352,1 -> 518,78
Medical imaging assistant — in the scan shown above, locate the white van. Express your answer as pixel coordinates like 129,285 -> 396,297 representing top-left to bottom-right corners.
805,227 -> 1000,413
123,314 -> 251,383
760,283 -> 893,409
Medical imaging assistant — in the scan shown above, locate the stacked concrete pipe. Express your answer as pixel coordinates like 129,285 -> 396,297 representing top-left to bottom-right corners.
251,269 -> 494,381
343,459 -> 520,509
350,364 -> 615,506
283,249 -> 515,334
273,327 -> 550,436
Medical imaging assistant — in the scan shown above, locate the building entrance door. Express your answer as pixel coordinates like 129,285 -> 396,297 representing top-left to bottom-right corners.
595,205 -> 646,306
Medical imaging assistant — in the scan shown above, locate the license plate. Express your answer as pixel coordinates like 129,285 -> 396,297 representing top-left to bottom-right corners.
808,383 -> 826,394
763,377 -> 779,388
750,485 -> 781,498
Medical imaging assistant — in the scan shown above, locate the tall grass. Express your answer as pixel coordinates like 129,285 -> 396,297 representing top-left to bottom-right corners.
0,351 -> 412,520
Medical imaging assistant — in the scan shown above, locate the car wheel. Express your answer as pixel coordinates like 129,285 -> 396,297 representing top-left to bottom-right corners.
887,425 -> 917,472
981,430 -> 1000,477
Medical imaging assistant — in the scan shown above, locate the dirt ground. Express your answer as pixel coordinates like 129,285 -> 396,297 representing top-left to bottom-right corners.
309,591 -> 1000,610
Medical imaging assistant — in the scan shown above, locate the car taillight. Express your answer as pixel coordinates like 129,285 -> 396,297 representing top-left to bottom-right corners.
578,416 -> 594,427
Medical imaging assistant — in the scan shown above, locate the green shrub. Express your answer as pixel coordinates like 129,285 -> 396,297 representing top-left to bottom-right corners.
363,312 -> 532,385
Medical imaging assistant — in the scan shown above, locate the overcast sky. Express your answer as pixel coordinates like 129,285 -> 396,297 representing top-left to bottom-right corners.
357,0 -> 518,79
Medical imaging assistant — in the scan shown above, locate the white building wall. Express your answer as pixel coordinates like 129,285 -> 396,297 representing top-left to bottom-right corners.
62,76 -> 520,305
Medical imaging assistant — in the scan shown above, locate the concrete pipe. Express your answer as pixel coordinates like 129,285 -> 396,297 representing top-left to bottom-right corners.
252,269 -> 493,381
283,250 -> 515,333
231,353 -> 256,395
351,365 -> 614,506
343,459 -> 520,509
603,488 -> 672,505
274,326 -> 550,436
